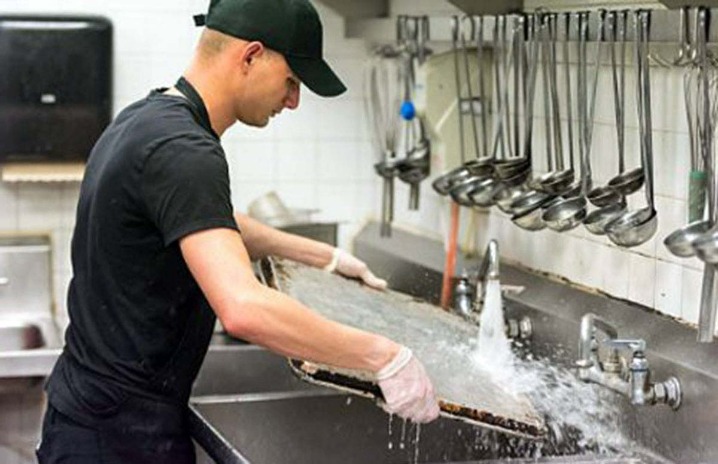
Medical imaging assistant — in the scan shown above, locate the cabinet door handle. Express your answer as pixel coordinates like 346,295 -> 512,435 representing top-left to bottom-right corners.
0,277 -> 9,286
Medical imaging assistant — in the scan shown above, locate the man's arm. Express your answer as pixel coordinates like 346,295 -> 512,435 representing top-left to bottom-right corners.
233,212 -> 387,289
233,212 -> 334,267
180,226 -> 440,423
181,226 -> 391,370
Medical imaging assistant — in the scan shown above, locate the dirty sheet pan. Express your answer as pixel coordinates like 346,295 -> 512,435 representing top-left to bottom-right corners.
260,257 -> 546,439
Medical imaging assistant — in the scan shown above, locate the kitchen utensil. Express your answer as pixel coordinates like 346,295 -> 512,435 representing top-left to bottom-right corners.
587,12 -> 624,208
606,11 -> 658,247
365,46 -> 402,236
543,11 -> 605,233
606,11 -> 645,197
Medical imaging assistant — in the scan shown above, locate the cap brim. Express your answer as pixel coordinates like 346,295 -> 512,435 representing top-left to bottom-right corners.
286,55 -> 346,97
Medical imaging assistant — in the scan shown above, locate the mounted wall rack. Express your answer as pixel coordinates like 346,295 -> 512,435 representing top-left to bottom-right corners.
346,8 -> 718,44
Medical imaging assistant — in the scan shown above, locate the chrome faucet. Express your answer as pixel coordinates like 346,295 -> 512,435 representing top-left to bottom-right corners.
452,240 -> 531,339
576,313 -> 682,409
476,239 -> 500,303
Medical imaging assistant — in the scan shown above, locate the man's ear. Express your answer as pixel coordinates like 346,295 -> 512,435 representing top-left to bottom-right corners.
240,41 -> 265,72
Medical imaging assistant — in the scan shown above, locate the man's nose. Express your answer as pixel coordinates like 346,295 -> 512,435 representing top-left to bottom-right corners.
285,85 -> 300,110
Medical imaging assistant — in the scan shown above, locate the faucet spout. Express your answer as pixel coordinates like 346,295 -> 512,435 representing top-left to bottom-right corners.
477,240 -> 500,283
577,313 -> 618,369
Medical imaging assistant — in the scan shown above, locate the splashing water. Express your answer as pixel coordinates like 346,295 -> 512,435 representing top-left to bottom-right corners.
475,279 -> 516,382
412,423 -> 422,464
470,280 -> 633,456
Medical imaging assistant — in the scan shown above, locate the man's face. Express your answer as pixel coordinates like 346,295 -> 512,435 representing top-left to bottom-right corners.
238,49 -> 301,127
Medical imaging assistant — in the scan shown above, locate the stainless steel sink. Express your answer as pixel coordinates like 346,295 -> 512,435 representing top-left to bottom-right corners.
0,322 -> 46,393
0,323 -> 45,351
190,392 -> 662,464
192,344 -> 327,397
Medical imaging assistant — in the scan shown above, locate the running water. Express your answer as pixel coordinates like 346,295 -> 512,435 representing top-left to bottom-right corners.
475,279 -> 516,381
278,261 -> 646,459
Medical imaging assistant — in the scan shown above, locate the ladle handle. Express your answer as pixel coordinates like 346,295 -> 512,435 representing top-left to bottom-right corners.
562,13 -> 574,172
635,10 -> 655,210
697,264 -> 717,343
476,15 -> 489,159
451,16 -> 467,164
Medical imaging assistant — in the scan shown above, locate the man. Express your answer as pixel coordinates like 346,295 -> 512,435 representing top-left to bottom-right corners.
37,0 -> 440,462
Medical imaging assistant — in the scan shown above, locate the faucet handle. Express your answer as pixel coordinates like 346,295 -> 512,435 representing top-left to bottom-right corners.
603,338 -> 646,354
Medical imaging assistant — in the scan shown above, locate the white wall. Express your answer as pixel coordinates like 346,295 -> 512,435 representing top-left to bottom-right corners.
0,0 -> 710,334
0,0 -> 378,319
383,5 -> 710,333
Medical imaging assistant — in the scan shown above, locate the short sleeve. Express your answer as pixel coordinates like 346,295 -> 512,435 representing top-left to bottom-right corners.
141,135 -> 239,246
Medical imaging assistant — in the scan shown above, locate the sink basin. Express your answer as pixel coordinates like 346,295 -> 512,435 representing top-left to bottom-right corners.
192,345 -> 327,397
0,323 -> 45,351
0,322 -> 46,393
190,392 -> 662,464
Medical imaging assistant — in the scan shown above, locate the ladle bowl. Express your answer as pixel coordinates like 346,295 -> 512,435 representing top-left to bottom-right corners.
467,178 -> 502,207
464,158 -> 495,178
502,168 -> 532,187
664,220 -> 713,258
587,185 -> 622,207
494,158 -> 531,180
494,184 -> 529,214
512,196 -> 563,231
541,197 -> 588,232
539,169 -> 576,195
432,166 -> 471,195
607,167 -> 645,196
605,207 -> 657,247
448,176 -> 484,206
512,206 -> 548,231
509,190 -> 556,217
693,230 -> 718,264
560,182 -> 583,199
583,202 -> 627,235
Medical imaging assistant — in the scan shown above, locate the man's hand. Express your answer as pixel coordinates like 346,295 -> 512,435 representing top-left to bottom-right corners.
376,346 -> 440,424
324,248 -> 387,290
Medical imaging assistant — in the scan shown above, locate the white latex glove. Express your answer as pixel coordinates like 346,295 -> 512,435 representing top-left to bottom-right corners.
324,248 -> 388,290
376,346 -> 440,424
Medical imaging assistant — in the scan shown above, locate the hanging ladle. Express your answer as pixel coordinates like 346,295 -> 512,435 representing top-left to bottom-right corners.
606,10 -> 645,197
584,11 -> 629,235
493,15 -> 532,182
605,10 -> 657,248
586,10 -> 625,208
467,15 -> 506,207
507,13 -> 559,228
664,16 -> 715,257
493,15 -> 534,213
534,13 -> 574,195
542,11 -> 605,232
432,16 -> 475,199
446,15 -> 497,206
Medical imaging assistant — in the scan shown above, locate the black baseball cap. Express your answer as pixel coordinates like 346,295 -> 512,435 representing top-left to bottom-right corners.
194,0 -> 346,97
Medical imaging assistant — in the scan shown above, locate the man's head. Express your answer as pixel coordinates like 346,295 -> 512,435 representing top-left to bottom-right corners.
194,0 -> 346,97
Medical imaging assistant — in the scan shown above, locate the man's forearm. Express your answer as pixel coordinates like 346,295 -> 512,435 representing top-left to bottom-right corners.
233,212 -> 334,267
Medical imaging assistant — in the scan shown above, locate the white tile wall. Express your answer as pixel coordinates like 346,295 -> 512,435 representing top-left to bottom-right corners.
0,0 -> 713,335
0,0 -> 378,321
391,37 -> 713,333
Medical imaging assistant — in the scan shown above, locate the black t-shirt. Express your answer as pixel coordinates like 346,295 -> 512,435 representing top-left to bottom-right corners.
46,82 -> 239,425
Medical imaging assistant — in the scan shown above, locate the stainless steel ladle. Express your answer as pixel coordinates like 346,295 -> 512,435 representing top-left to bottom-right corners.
542,11 -> 605,232
587,11 -> 625,208
534,13 -> 575,195
605,10 -> 658,248
606,12 -> 645,197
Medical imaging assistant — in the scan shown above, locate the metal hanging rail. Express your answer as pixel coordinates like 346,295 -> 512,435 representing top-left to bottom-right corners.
347,8 -> 718,45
